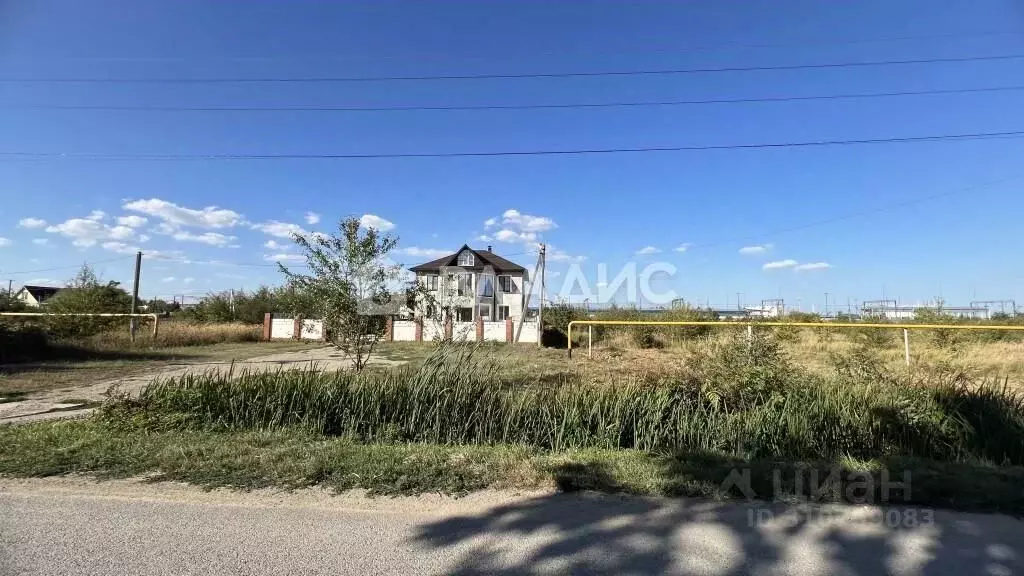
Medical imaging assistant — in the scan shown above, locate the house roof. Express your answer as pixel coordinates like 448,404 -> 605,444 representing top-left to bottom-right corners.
409,244 -> 527,274
17,285 -> 62,300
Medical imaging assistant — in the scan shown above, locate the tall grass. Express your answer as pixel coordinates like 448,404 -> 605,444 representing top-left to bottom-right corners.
111,336 -> 1024,465
90,322 -> 261,349
0,321 -> 262,363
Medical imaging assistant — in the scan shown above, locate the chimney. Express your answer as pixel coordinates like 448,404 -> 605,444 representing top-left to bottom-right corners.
487,245 -> 492,252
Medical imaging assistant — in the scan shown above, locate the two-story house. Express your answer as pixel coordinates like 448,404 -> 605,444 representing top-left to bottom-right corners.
409,245 -> 528,322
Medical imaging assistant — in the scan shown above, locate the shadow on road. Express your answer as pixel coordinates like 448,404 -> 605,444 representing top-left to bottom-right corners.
412,462 -> 1023,575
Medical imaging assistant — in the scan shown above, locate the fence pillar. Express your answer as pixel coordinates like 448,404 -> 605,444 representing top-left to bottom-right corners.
476,317 -> 484,342
263,313 -> 272,341
444,318 -> 453,341
903,329 -> 911,366
385,317 -> 394,342
293,317 -> 302,340
505,318 -> 513,343
588,325 -> 593,359
415,319 -> 423,342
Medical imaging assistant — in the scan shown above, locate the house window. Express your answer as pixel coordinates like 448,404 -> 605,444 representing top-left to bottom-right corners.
457,251 -> 474,267
422,275 -> 438,290
499,275 -> 515,293
497,306 -> 510,320
478,275 -> 494,297
478,304 -> 492,321
457,274 -> 472,296
456,307 -> 473,322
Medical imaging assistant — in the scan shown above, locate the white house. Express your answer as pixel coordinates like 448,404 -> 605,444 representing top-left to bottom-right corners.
13,285 -> 62,307
409,245 -> 528,322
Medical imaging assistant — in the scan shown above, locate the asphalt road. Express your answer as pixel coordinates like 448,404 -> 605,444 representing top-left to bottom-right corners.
1,478 -> 1022,575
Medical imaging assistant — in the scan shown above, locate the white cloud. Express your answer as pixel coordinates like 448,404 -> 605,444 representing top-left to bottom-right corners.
263,239 -> 290,250
87,210 -> 106,221
101,241 -> 140,255
674,243 -> 692,253
596,281 -> 608,288
0,238 -> 10,247
172,231 -> 236,246
740,244 -> 772,255
263,253 -> 306,263
494,229 -> 538,244
763,259 -> 798,270
32,238 -> 49,245
794,262 -> 832,272
547,246 -> 585,263
141,249 -> 187,261
483,217 -> 498,229
18,218 -> 47,229
108,226 -> 134,239
161,276 -> 176,283
304,212 -> 321,225
183,277 -> 195,284
501,209 -> 556,232
359,214 -> 395,232
636,246 -> 661,255
401,247 -> 450,259
476,234 -> 492,242
117,215 -> 148,228
123,198 -> 244,229
138,234 -> 151,243
251,220 -> 309,239
46,216 -> 138,246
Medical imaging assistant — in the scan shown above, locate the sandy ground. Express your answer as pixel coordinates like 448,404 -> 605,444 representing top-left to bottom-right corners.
0,346 -> 405,425
2,476 -> 1022,575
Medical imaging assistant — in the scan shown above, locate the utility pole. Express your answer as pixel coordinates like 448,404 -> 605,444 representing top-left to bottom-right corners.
514,247 -> 543,344
129,251 -> 142,342
7,280 -> 11,298
824,292 -> 829,318
538,243 -> 546,348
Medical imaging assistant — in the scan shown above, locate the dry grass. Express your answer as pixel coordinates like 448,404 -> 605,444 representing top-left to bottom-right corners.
86,322 -> 262,349
377,327 -> 1024,390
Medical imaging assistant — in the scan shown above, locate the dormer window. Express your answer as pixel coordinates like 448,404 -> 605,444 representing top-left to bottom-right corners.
457,251 -> 474,266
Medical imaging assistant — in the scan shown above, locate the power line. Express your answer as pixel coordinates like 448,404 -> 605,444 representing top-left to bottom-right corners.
2,29 -> 1016,63
691,175 -> 1019,250
2,129 -> 1023,161
4,52 -> 1024,84
0,255 -> 132,275
14,84 -> 1024,113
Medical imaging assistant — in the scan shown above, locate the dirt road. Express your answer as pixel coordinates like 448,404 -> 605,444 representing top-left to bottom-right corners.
0,346 -> 405,425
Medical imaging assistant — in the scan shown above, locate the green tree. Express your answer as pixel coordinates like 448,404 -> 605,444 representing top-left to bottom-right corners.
0,291 -> 27,312
45,265 -> 132,338
279,217 -> 400,371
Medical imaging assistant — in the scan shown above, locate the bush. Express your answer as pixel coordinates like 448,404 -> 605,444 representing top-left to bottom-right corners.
0,324 -> 50,363
854,314 -> 895,348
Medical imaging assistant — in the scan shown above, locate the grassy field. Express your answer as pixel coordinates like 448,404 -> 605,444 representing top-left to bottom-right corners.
3,335 -> 1022,514
373,329 -> 1024,389
3,421 -> 1022,513
4,326 -> 1024,513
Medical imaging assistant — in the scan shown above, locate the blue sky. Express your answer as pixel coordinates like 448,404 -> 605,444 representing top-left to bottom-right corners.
2,0 -> 1023,311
